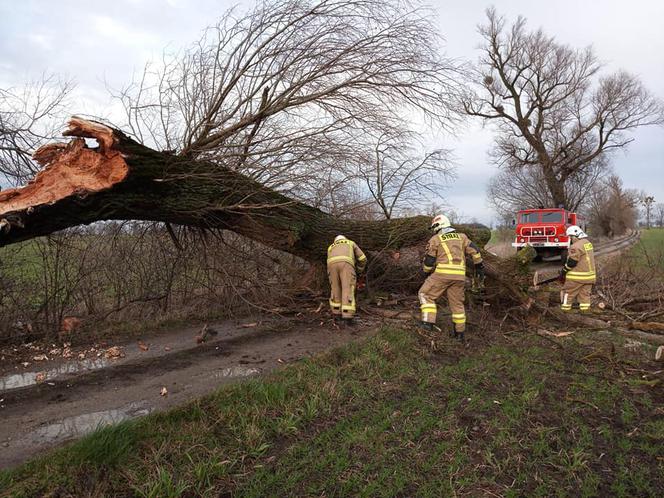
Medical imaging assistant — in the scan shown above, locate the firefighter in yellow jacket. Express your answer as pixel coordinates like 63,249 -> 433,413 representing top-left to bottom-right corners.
418,215 -> 484,342
560,225 -> 596,312
327,235 -> 367,325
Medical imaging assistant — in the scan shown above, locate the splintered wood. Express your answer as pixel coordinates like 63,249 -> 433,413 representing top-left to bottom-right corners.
0,119 -> 128,217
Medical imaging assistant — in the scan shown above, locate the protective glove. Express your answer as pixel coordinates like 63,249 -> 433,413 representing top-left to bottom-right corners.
475,263 -> 485,281
558,269 -> 567,283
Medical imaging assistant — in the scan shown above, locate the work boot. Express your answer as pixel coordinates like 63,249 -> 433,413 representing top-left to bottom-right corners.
449,326 -> 457,339
342,317 -> 355,327
420,321 -> 434,332
457,332 -> 465,344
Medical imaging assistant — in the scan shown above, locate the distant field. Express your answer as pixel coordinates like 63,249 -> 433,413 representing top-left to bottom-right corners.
0,239 -> 44,282
486,228 -> 514,257
629,228 -> 664,269
488,229 -> 498,245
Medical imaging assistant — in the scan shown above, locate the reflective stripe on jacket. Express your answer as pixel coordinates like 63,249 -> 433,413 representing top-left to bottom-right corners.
327,238 -> 366,271
422,232 -> 482,281
565,239 -> 596,283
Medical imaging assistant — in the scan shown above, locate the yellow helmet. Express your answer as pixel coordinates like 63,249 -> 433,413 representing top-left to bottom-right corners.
430,214 -> 452,234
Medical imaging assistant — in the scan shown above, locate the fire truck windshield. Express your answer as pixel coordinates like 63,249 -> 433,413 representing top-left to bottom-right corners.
519,212 -> 539,223
541,211 -> 563,223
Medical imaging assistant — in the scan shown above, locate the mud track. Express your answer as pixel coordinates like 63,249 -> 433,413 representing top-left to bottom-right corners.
0,315 -> 376,469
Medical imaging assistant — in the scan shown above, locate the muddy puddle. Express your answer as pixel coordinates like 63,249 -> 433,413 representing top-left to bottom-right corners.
0,358 -> 110,392
213,366 -> 262,378
18,367 -> 261,448
28,402 -> 152,445
0,317 -> 373,469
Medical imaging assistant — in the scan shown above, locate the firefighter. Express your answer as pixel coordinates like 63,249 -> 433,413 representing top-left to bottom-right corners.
559,225 -> 596,312
418,215 -> 484,342
327,235 -> 367,325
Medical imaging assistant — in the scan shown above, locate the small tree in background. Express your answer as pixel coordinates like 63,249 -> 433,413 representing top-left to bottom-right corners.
586,176 -> 639,237
641,195 -> 655,229
655,203 -> 664,228
357,132 -> 455,219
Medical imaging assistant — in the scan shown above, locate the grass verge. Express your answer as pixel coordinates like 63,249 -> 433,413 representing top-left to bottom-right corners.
629,228 -> 664,270
1,327 -> 662,497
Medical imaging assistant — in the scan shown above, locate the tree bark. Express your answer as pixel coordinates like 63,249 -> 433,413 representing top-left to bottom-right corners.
542,162 -> 567,209
0,118 -> 490,263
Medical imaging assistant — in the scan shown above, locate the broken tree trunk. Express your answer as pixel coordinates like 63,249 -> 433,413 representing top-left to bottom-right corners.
3,118 -> 655,343
0,118 -> 490,262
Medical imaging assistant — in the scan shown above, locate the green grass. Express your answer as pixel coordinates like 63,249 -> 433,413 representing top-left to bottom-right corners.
488,227 -> 513,246
0,240 -> 44,283
629,228 -> 664,269
1,327 -> 662,497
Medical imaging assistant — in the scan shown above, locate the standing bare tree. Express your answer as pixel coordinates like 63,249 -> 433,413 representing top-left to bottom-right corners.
487,156 -> 607,219
0,75 -> 74,185
464,7 -> 664,209
356,132 -> 454,219
655,203 -> 664,228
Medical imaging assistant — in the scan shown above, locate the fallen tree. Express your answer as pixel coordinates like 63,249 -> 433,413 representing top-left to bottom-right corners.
2,0 -> 660,346
1,0 -> 474,260
0,118 -> 490,262
2,120 -> 663,347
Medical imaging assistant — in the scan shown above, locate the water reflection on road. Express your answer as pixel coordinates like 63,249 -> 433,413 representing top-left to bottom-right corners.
213,366 -> 261,378
29,402 -> 152,444
0,358 -> 109,392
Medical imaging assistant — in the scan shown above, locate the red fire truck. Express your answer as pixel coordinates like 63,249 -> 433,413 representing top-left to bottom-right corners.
512,208 -> 585,261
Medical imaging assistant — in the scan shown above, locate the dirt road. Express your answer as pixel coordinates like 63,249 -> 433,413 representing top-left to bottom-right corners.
0,315 -> 376,469
486,230 -> 640,269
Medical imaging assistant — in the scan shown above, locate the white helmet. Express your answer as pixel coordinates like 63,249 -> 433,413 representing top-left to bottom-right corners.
566,225 -> 587,239
334,234 -> 347,242
430,214 -> 453,234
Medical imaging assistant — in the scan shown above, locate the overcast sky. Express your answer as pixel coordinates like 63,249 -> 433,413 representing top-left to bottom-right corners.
1,0 -> 662,224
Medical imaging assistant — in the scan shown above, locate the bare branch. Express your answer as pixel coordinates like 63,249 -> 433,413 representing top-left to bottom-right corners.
0,74 -> 75,184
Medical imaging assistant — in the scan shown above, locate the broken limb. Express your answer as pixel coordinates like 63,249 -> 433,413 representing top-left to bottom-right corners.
545,307 -> 664,346
0,118 -> 491,264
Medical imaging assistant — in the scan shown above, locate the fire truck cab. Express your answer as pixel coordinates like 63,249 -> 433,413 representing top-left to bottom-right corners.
512,208 -> 584,261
